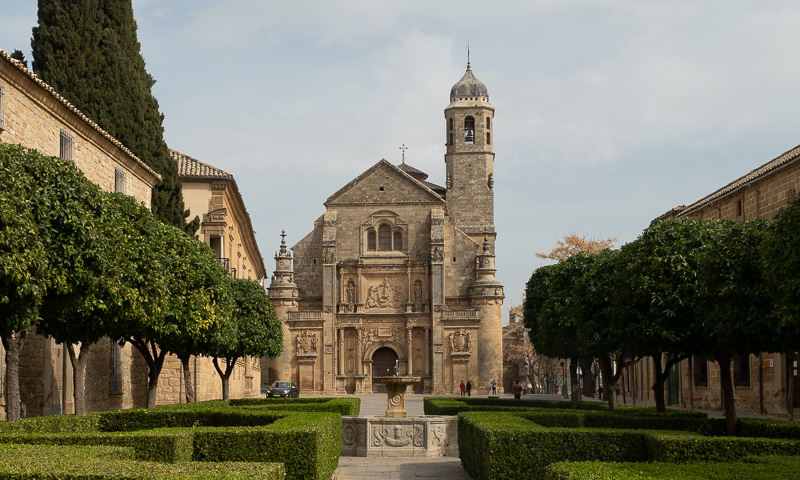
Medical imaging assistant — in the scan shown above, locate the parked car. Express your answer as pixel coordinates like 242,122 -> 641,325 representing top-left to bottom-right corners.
267,381 -> 299,398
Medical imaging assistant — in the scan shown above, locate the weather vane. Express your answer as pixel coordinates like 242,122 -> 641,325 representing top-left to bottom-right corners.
399,144 -> 408,164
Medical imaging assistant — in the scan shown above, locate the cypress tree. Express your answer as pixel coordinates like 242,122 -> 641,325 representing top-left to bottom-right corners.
31,0 -> 194,231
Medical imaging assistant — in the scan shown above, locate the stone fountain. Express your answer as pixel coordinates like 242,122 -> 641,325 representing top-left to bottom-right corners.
340,369 -> 458,458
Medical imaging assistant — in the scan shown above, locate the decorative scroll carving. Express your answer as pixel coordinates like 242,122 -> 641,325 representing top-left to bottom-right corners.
431,246 -> 444,263
448,328 -> 471,353
365,277 -> 404,310
296,330 -> 318,355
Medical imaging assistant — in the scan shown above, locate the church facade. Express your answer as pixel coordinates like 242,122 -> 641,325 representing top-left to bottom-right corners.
266,64 -> 504,395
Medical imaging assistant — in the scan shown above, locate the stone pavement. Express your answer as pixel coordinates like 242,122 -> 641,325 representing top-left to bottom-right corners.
329,393 -> 471,480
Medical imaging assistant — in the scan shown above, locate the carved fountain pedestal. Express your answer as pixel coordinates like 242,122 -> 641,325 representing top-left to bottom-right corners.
340,376 -> 458,457
371,376 -> 421,418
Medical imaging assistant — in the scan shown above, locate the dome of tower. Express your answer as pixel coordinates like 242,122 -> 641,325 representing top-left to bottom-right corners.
450,63 -> 489,100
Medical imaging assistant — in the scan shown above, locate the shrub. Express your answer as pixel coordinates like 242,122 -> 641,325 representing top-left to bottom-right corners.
738,418 -> 800,439
644,431 -> 800,463
230,397 -> 360,415
0,443 -> 285,479
544,457 -> 800,480
0,413 -> 102,433
97,407 -> 282,432
192,412 -> 340,480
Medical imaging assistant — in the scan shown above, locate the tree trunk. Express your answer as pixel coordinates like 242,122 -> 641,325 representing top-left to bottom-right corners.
652,354 -> 667,413
688,356 -> 695,410
1,332 -> 26,421
569,357 -> 580,408
787,354 -> 795,422
621,363 -> 627,405
126,338 -> 166,408
716,352 -> 738,436
65,341 -> 91,415
599,356 -> 616,410
580,358 -> 595,397
213,356 -> 238,401
178,354 -> 195,403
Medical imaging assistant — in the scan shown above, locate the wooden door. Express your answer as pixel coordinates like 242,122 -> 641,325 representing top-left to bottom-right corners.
372,347 -> 398,393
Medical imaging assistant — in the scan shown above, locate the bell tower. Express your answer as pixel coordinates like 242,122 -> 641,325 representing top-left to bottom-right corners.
444,62 -> 495,244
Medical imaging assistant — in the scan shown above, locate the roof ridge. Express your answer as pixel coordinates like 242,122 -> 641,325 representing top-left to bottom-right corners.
0,48 -> 161,182
170,148 -> 233,178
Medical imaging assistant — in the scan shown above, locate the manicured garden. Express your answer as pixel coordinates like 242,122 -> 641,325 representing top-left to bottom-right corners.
0,397 -> 359,479
425,397 -> 800,480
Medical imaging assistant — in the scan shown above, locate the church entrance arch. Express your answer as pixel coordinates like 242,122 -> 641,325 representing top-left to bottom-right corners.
372,347 -> 399,393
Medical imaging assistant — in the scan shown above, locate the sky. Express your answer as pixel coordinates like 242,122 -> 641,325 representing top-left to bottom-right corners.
3,1 -> 800,320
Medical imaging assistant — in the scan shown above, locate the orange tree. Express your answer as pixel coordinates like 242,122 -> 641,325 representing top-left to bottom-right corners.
762,197 -> 800,420
204,277 -> 282,400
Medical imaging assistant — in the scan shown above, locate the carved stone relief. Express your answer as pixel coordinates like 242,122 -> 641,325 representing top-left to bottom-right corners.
448,328 -> 471,353
365,277 -> 404,310
296,330 -> 318,355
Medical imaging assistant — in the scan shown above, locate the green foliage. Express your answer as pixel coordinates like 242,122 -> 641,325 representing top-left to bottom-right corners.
762,197 -> 800,350
0,412 -> 102,433
458,411 -> 800,479
0,443 -> 285,479
738,418 -> 800,439
192,412 -> 341,480
423,397 -> 633,415
544,457 -> 800,480
0,143 -> 49,334
31,0 -> 191,230
230,397 -> 360,415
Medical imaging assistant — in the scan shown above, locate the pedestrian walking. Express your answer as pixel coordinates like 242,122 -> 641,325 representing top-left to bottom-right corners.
466,380 -> 472,397
491,379 -> 497,395
512,381 -> 523,399
459,380 -> 466,397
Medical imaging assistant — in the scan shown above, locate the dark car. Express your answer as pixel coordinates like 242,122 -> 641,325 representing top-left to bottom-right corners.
267,381 -> 299,398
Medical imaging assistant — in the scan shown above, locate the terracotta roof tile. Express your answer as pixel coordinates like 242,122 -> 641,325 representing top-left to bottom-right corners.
0,48 -> 161,182
171,148 -> 233,178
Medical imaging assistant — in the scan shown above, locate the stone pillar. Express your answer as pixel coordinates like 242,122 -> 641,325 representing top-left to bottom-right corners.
406,327 -> 413,376
424,328 -> 431,376
338,328 -> 345,375
470,235 -> 504,395
356,327 -> 363,375
267,230 -> 299,384
322,211 -> 338,393
430,209 -> 446,393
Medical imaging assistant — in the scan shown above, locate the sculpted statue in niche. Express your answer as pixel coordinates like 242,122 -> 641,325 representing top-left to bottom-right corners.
431,246 -> 444,263
449,328 -> 471,353
296,330 -> 318,355
365,277 -> 403,310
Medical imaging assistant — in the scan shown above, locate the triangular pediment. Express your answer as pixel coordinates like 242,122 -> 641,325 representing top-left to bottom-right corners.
325,159 -> 444,206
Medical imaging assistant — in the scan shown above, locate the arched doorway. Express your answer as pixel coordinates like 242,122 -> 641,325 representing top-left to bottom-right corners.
372,347 -> 399,393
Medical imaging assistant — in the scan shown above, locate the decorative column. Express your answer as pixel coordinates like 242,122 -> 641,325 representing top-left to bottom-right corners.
430,209 -> 446,393
406,326 -> 414,376
424,327 -> 431,376
338,328 -> 345,375
356,327 -> 363,375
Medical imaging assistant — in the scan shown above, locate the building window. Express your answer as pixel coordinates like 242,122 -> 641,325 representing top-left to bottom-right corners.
464,116 -> 475,144
693,356 -> 708,387
449,133 -> 453,146
733,356 -> 751,386
59,129 -> 74,160
736,200 -> 743,217
109,341 -> 124,395
487,132 -> 491,145
393,231 -> 403,251
114,168 -> 126,193
449,118 -> 453,131
486,116 -> 491,129
378,224 -> 392,251
368,231 -> 377,251
0,84 -> 5,132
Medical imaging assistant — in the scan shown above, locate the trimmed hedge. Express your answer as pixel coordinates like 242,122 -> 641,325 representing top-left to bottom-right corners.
423,396 -> 705,416
459,412 -> 650,479
644,431 -> 800,463
97,407 -> 283,432
544,456 -> 800,480
739,417 -> 800,439
192,412 -> 340,480
230,397 -> 361,415
516,410 -> 722,434
0,443 -> 285,479
459,412 -> 800,480
0,430 -> 194,462
0,412 -> 102,433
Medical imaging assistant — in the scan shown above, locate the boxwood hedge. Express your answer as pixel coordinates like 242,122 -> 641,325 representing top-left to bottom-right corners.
0,443 -> 285,479
230,397 -> 360,415
544,456 -> 800,480
459,411 -> 800,480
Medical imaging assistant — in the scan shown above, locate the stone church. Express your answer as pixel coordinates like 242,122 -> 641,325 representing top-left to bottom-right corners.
266,64 -> 504,395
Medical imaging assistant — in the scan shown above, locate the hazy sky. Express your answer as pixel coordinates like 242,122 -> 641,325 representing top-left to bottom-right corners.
3,1 -> 800,318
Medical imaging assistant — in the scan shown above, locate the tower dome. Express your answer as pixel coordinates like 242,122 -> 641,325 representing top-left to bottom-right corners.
450,63 -> 489,101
